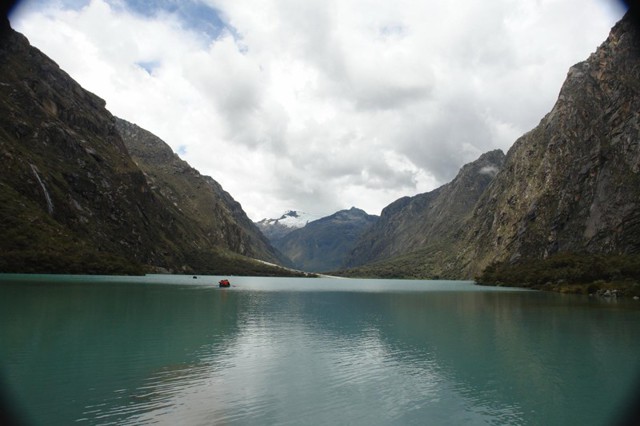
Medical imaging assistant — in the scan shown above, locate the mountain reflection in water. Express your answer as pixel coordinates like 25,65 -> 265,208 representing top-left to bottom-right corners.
0,275 -> 639,425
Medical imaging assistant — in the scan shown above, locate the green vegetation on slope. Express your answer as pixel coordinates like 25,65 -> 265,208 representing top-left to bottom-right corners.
0,183 -> 145,275
334,244 -> 454,279
0,176 -> 307,276
475,252 -> 640,296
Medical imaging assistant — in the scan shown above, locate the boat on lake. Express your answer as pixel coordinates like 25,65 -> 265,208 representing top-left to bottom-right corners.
219,279 -> 231,287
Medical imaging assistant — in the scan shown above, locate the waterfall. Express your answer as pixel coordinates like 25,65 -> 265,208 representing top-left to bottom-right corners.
30,164 -> 54,214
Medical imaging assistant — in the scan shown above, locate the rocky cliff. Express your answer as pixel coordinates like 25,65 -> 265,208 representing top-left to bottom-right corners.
341,12 -> 640,280
274,207 -> 378,272
458,12 -> 640,278
0,20 -> 292,275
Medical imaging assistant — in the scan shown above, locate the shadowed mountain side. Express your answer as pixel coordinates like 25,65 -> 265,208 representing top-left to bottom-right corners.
0,22 -> 295,275
115,118 -> 291,268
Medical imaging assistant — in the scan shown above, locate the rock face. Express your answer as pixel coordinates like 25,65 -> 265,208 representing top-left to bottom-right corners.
343,150 -> 505,276
458,12 -> 640,278
0,21 -> 287,274
274,207 -> 378,272
342,12 -> 640,279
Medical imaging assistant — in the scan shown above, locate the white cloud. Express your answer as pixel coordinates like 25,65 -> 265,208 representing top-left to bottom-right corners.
479,166 -> 500,177
10,0 -> 626,220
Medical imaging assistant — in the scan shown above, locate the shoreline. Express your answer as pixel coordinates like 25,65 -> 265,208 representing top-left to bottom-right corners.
477,280 -> 640,299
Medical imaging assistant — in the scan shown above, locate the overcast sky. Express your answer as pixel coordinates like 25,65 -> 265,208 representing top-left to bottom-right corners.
10,0 -> 626,220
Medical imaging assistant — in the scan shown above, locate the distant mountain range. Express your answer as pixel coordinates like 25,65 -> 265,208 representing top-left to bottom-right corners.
263,208 -> 378,272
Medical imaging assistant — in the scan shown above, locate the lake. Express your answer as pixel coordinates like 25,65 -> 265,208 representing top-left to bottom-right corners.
1,275 -> 639,425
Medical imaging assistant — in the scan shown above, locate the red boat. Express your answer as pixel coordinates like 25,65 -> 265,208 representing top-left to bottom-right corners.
219,279 -> 231,287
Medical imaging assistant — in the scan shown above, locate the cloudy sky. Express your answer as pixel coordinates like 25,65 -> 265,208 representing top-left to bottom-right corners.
9,0 -> 626,220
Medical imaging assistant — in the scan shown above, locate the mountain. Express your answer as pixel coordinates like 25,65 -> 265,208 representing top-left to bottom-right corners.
115,117 -> 289,267
346,150 -> 505,268
0,19 -> 296,275
341,12 -> 640,280
458,12 -> 640,278
273,207 -> 379,272
256,210 -> 320,243
341,151 -> 505,278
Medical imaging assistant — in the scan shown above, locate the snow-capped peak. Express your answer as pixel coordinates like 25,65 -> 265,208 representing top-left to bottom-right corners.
276,210 -> 319,228
258,210 -> 319,229
256,210 -> 321,242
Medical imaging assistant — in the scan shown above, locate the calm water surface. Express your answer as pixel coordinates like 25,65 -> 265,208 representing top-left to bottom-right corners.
1,275 -> 639,425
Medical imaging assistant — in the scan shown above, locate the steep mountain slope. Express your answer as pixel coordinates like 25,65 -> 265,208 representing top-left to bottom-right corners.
256,210 -> 319,243
115,118 -> 287,266
342,12 -> 640,280
274,207 -> 378,272
458,12 -> 640,278
0,19 -> 294,275
343,150 -> 505,274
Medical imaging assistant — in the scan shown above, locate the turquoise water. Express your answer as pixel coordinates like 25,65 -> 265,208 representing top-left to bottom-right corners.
1,275 -> 639,425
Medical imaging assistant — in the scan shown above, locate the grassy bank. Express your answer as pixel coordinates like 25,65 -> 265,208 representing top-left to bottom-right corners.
475,252 -> 640,297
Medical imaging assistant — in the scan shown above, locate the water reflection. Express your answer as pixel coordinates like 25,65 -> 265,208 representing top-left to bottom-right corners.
0,278 -> 639,425
0,282 -> 243,425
